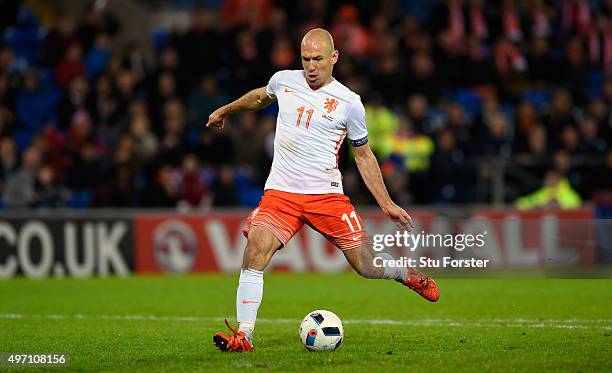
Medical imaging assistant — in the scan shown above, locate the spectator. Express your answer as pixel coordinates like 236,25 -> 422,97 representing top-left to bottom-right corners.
461,35 -> 495,87
429,129 -> 473,203
0,103 -> 15,137
380,116 -> 434,174
180,8 -> 222,77
364,94 -> 399,156
529,0 -> 552,39
148,47 -> 185,99
270,37 -> 296,70
66,142 -> 99,207
125,42 -> 148,85
15,70 -> 59,147
372,53 -> 405,106
558,125 -> 580,154
2,146 -> 41,207
578,115 -> 606,155
331,4 -> 372,58
404,94 -> 431,134
515,170 -> 581,210
194,130 -> 235,167
56,42 -> 86,91
33,165 -> 69,207
230,112 -> 266,172
58,75 -> 91,130
129,115 -> 158,162
445,103 -> 471,149
544,90 -> 577,145
406,51 -> 441,102
229,30 -> 269,97
212,165 -> 239,207
561,36 -> 590,104
479,111 -> 512,156
150,71 -> 178,127
90,74 -> 118,129
527,37 -> 556,84
42,16 -> 76,68
0,137 -> 18,190
161,98 -> 187,145
178,154 -> 209,208
105,164 -> 137,207
114,69 -> 138,123
188,76 -> 228,128
84,32 -> 112,80
552,150 -> 583,195
379,116 -> 434,204
142,165 -> 179,208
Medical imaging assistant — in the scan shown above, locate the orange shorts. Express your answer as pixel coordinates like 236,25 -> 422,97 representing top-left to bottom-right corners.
242,190 -> 367,251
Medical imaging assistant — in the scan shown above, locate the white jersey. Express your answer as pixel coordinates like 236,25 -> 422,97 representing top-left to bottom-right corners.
264,70 -> 368,194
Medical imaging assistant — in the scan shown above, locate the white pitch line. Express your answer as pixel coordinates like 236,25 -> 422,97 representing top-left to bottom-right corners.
1,313 -> 611,331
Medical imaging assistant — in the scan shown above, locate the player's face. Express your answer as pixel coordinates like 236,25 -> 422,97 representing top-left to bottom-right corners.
301,42 -> 338,87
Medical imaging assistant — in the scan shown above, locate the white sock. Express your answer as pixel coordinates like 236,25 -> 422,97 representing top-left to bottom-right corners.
236,268 -> 264,340
379,253 -> 407,282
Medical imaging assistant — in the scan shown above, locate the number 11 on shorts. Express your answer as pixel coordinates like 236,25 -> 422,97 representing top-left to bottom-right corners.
341,211 -> 362,232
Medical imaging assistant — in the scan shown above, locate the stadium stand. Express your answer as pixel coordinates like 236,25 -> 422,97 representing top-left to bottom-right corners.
0,0 -> 611,209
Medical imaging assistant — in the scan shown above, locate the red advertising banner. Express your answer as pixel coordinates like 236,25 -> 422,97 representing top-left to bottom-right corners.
471,209 -> 595,267
133,209 -> 595,274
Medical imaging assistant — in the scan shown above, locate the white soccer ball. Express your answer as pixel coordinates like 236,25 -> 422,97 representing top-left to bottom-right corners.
299,310 -> 344,351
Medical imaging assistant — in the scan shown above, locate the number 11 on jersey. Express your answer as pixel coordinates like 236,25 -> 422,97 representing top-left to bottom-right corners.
296,106 -> 314,129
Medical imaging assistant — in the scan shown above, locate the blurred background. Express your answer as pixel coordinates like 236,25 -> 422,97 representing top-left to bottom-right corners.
0,0 -> 612,277
0,0 -> 611,210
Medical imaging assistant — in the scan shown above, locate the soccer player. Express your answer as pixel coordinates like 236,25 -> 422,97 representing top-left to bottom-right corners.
207,28 -> 439,352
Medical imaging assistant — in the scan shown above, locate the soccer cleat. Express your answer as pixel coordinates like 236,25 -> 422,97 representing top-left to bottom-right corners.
402,267 -> 439,302
213,319 -> 254,352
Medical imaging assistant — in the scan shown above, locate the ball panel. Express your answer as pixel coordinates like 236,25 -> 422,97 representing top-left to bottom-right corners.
305,329 -> 317,346
321,326 -> 341,336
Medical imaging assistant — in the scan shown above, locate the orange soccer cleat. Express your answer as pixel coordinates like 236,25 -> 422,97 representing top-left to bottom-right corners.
402,267 -> 440,302
213,319 -> 254,352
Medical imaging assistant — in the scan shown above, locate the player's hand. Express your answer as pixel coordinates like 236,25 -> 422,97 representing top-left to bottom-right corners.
206,107 -> 228,130
382,203 -> 414,231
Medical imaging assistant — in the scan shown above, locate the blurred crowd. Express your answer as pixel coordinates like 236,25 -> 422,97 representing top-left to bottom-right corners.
0,0 -> 611,209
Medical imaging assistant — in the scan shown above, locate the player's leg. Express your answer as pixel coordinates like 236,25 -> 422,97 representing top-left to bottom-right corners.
342,234 -> 439,301
214,191 -> 303,352
304,193 -> 439,302
214,226 -> 284,353
235,225 -> 282,339
341,242 -> 403,280
342,245 -> 439,302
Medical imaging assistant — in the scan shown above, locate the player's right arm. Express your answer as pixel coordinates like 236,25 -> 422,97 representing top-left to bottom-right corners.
206,86 -> 275,130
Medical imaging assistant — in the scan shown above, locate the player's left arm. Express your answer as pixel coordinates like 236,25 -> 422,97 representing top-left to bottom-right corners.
353,143 -> 414,230
347,96 -> 413,229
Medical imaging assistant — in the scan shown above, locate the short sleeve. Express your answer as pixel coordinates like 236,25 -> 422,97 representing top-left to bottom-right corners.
346,96 -> 368,147
265,71 -> 282,100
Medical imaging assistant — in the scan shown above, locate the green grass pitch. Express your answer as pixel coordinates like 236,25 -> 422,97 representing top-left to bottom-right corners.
1,274 -> 611,372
